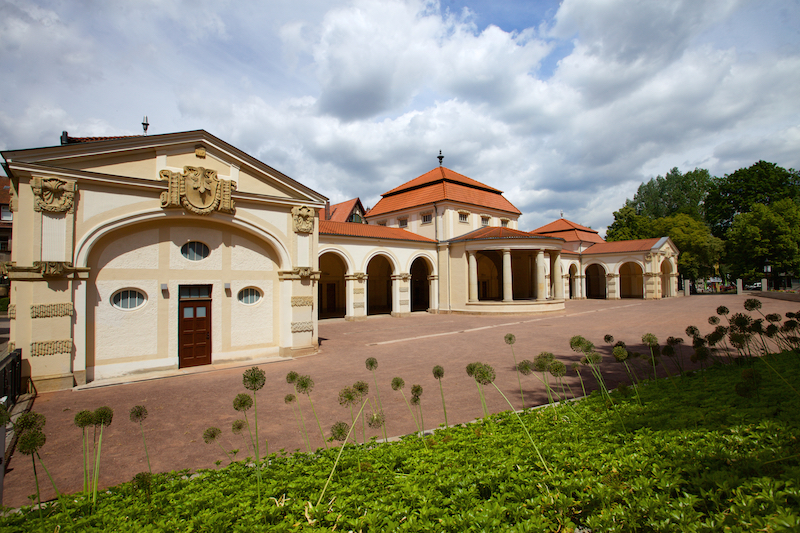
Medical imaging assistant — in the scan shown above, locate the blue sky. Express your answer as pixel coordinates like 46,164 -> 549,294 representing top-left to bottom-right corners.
1,0 -> 798,234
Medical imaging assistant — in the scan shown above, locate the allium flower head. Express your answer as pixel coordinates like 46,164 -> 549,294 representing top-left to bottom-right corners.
504,333 -> 516,345
766,324 -> 779,337
517,359 -> 533,375
569,335 -> 589,353
662,345 -> 675,357
203,427 -> 222,444
667,336 -> 684,346
708,316 -> 720,326
612,345 -> 629,362
743,298 -> 762,312
368,411 -> 386,429
74,410 -> 94,429
16,412 -> 45,434
286,371 -> 299,384
549,360 -> 566,378
716,306 -> 729,316
295,374 -> 314,395
338,386 -> 358,407
410,394 -> 420,406
284,393 -> 296,404
232,419 -> 246,435
391,377 -> 405,391
94,406 -> 114,427
641,333 -> 658,347
783,320 -> 798,332
330,421 -> 349,442
765,313 -> 782,323
129,405 -> 148,424
585,352 -> 602,365
571,361 -> 581,373
533,352 -> 554,372
465,362 -> 478,377
353,380 -> 369,397
750,319 -> 764,334
18,429 -> 45,456
614,340 -> 627,349
243,367 -> 266,391
692,335 -> 707,348
432,365 -> 444,379
731,313 -> 753,331
233,393 -> 253,412
685,325 -> 699,338
473,363 -> 496,385
604,334 -> 614,345
411,384 -> 423,397
365,357 -> 378,371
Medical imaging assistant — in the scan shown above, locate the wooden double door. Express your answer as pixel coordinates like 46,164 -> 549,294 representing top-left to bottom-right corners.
179,285 -> 212,368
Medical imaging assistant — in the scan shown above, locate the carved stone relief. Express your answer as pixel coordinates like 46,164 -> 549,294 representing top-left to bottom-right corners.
291,296 -> 313,307
32,177 -> 77,213
31,303 -> 74,318
291,321 -> 314,333
30,339 -> 72,356
160,166 -> 236,215
291,205 -> 315,233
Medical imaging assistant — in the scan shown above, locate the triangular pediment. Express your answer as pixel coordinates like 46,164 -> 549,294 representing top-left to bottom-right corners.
2,130 -> 326,204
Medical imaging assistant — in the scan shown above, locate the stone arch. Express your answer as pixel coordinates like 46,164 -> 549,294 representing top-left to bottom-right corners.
569,263 -> 578,299
585,263 -> 606,299
366,254 -> 395,315
619,261 -> 644,298
476,251 -> 502,301
660,259 -> 673,297
410,257 -> 431,312
319,251 -> 348,319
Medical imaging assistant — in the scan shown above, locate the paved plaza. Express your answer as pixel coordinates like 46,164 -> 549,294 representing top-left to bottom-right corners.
3,294 -> 798,508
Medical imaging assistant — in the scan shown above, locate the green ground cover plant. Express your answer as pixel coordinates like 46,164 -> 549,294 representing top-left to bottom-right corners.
3,347 -> 799,532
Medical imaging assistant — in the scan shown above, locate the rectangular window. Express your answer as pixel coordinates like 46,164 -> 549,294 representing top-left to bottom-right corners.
377,221 -> 387,226
398,218 -> 408,228
481,216 -> 490,226
0,206 -> 11,221
501,219 -> 509,227
422,213 -> 432,224
459,213 -> 469,223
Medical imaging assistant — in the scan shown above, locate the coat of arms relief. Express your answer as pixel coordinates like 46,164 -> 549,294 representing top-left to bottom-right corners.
160,166 -> 236,215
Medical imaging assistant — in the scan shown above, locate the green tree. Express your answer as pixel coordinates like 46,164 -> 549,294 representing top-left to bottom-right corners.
629,167 -> 711,220
605,205 -> 652,242
725,199 -> 800,283
705,161 -> 800,237
651,214 -> 723,280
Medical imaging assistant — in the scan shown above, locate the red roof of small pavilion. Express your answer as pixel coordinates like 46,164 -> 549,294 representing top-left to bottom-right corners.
449,226 -> 563,243
582,238 -> 662,254
319,220 -> 436,243
531,218 -> 605,243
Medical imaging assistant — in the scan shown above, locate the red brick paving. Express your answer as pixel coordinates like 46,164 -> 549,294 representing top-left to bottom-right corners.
3,294 -> 797,508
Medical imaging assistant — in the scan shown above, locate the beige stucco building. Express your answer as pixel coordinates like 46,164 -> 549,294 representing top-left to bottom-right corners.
2,131 -> 679,391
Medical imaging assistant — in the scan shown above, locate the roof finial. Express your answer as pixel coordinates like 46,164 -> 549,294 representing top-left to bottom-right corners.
560,210 -> 564,218
142,116 -> 149,135
437,150 -> 443,167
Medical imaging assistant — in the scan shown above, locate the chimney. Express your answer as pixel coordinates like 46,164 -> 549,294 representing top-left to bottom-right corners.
324,201 -> 330,221
61,131 -> 69,145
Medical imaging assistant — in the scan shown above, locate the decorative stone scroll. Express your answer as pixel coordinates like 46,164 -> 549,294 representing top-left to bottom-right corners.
3,261 -> 88,279
7,304 -> 15,319
30,339 -> 72,357
346,272 -> 367,281
279,268 -> 320,280
606,273 -> 620,279
291,205 -> 315,233
291,321 -> 314,333
32,177 -> 77,213
31,303 -> 74,318
291,296 -> 313,307
31,302 -> 75,318
34,261 -> 74,277
392,273 -> 411,282
353,302 -> 365,308
160,166 -> 236,215
353,288 -> 364,294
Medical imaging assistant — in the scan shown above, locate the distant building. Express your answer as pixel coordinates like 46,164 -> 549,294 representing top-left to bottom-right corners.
1,130 -> 679,391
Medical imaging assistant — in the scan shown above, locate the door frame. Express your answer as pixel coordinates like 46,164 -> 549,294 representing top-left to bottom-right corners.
178,285 -> 212,368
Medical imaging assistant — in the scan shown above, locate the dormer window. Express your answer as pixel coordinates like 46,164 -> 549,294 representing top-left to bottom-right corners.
421,212 -> 432,224
398,217 -> 408,228
377,220 -> 387,226
458,211 -> 469,223
501,218 -> 509,228
481,216 -> 490,227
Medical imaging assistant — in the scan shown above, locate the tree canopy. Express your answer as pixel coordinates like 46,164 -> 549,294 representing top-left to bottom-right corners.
705,161 -> 800,238
628,167 -> 711,221
726,199 -> 800,282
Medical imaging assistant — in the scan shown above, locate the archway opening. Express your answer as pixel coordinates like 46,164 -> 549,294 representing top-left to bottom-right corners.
319,252 -> 347,319
585,264 -> 606,299
569,264 -> 578,299
367,255 -> 393,315
477,251 -> 502,301
410,257 -> 431,312
619,262 -> 644,298
661,261 -> 672,298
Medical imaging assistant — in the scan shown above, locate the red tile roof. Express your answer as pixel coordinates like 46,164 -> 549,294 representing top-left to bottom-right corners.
0,177 -> 11,204
62,134 -> 144,144
449,226 -> 563,243
319,220 -> 436,243
323,198 -> 363,222
582,238 -> 662,254
367,166 -> 520,218
531,218 -> 605,243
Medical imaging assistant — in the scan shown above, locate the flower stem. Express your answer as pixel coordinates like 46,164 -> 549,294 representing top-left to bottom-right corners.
437,379 -> 448,428
317,398 -> 369,506
490,382 -> 551,476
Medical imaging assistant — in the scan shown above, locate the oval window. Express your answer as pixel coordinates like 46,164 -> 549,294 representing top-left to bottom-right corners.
181,241 -> 210,261
112,289 -> 147,310
238,287 -> 262,305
